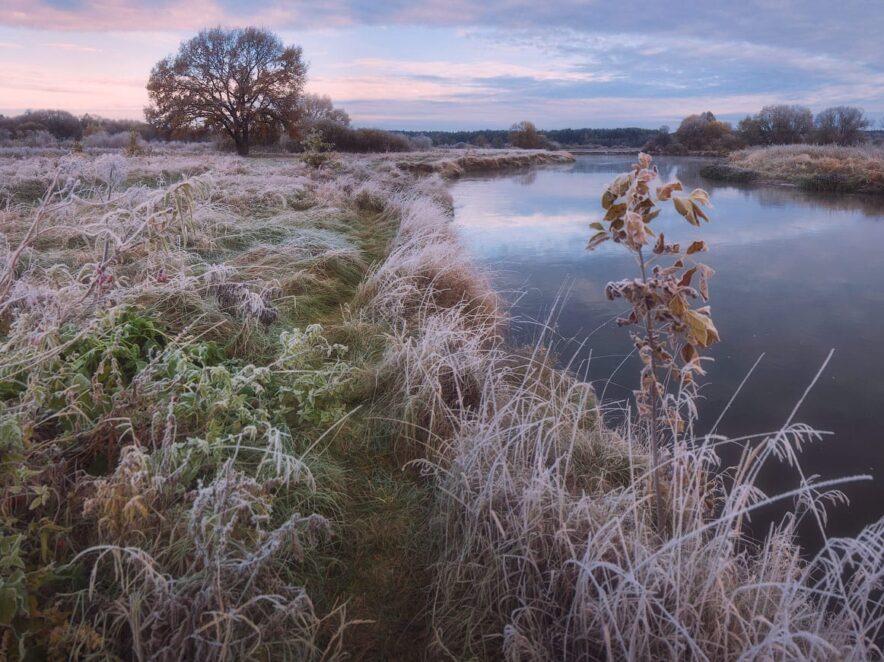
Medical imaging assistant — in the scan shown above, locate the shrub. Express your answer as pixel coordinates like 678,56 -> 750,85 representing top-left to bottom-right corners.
675,112 -> 740,151
302,128 -> 333,168
83,131 -> 130,149
509,120 -> 546,149
313,119 -> 412,153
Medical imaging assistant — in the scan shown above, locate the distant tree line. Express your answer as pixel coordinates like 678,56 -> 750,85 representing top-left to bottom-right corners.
644,105 -> 874,154
398,125 -> 659,149
0,109 -> 162,142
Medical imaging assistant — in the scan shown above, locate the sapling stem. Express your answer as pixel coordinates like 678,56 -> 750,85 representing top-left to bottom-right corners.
638,245 -> 665,530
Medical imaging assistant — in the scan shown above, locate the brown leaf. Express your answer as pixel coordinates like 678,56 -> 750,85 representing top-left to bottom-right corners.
681,343 -> 706,375
697,263 -> 715,299
654,232 -> 665,254
686,240 -> 707,255
604,203 -> 627,221
602,189 -> 617,210
589,221 -> 605,231
610,173 -> 631,196
625,211 -> 647,248
693,200 -> 710,223
656,180 -> 683,201
586,231 -> 609,251
678,267 -> 697,288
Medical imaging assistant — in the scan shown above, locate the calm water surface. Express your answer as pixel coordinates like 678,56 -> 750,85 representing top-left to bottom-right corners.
451,155 -> 884,543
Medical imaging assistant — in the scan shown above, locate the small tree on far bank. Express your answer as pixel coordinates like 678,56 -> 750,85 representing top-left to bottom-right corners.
814,106 -> 870,145
675,112 -> 738,151
736,104 -> 813,145
145,27 -> 307,156
509,121 -> 546,149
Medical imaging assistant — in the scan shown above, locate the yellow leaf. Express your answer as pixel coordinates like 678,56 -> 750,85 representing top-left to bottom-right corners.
673,196 -> 698,225
689,188 -> 712,207
669,294 -> 688,315
684,309 -> 720,347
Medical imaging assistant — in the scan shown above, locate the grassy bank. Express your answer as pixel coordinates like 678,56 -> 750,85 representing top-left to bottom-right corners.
1,148 -> 882,660
701,144 -> 884,193
394,148 -> 575,177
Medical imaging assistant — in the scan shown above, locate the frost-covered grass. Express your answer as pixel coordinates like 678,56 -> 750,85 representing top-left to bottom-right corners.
1,147 -> 882,660
359,155 -> 884,660
0,149 -> 413,658
720,143 -> 884,193
395,148 -> 575,178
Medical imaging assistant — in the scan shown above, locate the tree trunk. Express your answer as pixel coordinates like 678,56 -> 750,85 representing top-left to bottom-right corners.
232,125 -> 250,156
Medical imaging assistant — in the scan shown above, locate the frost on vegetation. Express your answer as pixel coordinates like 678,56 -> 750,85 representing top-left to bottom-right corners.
0,152 -> 373,659
357,155 -> 884,659
92,153 -> 129,193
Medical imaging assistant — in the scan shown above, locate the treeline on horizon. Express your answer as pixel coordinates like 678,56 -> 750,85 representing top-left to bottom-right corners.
0,110 -> 660,149
398,127 -> 660,148
2,106 -> 881,153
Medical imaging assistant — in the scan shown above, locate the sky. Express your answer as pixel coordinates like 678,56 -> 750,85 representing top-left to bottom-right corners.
0,0 -> 882,130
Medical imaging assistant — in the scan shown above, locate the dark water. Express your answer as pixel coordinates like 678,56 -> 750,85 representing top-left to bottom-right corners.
451,155 -> 884,543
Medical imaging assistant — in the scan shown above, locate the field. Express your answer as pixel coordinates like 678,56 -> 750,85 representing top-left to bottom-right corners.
1,147 -> 883,660
702,144 -> 884,193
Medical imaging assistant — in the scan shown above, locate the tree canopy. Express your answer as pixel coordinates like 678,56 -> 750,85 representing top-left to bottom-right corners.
145,27 -> 307,155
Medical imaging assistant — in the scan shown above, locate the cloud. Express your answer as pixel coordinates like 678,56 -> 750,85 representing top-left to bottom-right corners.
2,0 -> 881,63
44,41 -> 101,52
0,0 -> 881,127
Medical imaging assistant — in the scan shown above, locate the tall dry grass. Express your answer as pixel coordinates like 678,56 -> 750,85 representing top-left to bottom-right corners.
361,160 -> 884,660
3,146 -> 883,659
727,144 -> 884,193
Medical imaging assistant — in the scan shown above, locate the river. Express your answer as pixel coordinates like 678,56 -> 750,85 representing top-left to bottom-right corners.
451,154 -> 884,543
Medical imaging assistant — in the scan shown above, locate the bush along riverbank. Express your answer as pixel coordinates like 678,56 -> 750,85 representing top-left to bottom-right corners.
1,148 -> 883,660
701,143 -> 884,193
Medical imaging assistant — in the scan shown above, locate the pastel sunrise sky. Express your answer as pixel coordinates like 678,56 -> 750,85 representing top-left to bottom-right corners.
1,0 -> 882,129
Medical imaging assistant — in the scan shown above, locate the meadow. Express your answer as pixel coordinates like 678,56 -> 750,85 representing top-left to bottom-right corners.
701,143 -> 884,193
1,146 -> 883,660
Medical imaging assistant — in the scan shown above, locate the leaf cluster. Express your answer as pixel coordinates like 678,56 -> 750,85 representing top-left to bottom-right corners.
587,153 -> 719,425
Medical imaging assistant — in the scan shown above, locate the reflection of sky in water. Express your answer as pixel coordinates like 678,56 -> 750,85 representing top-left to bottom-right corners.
452,156 -> 884,543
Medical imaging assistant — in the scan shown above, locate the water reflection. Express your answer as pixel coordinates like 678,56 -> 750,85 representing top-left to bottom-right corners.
452,155 -> 884,544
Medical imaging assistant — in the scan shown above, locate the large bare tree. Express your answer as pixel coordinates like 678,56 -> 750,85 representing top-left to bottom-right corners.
146,27 -> 307,156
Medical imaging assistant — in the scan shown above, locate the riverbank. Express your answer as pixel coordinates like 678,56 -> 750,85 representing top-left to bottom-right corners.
1,148 -> 882,660
394,148 -> 575,177
701,143 -> 884,193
